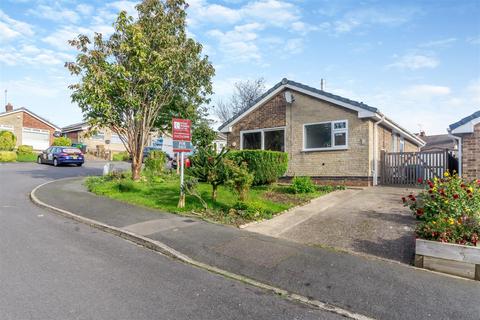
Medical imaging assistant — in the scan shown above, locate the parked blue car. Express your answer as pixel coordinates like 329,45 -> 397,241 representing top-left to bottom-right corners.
37,146 -> 84,167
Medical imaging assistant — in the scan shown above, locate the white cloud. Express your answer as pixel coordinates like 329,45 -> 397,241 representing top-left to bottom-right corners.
290,21 -> 319,35
402,84 -> 451,98
284,38 -> 303,54
188,0 -> 301,28
332,7 -> 418,34
467,36 -> 480,45
0,10 -> 34,42
419,38 -> 457,48
42,24 -> 114,51
0,44 -> 73,67
30,5 -> 80,23
466,78 -> 480,104
207,23 -> 264,62
76,4 -> 94,16
387,53 -> 439,70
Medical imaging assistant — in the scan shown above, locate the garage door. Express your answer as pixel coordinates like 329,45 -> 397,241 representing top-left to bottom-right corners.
22,128 -> 50,150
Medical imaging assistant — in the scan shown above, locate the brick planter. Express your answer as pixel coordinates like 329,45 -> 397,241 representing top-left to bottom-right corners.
415,239 -> 480,280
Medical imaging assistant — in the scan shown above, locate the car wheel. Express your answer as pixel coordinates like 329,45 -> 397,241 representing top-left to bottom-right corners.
53,158 -> 58,167
37,157 -> 42,164
76,163 -> 83,167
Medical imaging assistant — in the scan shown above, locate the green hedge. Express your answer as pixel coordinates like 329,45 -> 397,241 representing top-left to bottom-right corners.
112,151 -> 129,161
0,151 -> 17,162
228,150 -> 288,185
52,137 -> 72,146
17,152 -> 37,162
17,145 -> 34,154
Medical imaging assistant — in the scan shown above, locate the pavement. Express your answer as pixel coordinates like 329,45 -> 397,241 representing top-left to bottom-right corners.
1,162 -> 341,320
32,175 -> 480,320
245,186 -> 417,263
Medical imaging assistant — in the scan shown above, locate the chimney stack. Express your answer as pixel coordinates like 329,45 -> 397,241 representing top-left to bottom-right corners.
5,103 -> 13,112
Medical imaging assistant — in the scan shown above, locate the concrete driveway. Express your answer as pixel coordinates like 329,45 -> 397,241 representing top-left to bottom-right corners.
245,186 -> 418,264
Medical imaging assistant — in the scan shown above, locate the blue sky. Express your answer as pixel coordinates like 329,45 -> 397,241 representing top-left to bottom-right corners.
1,0 -> 479,134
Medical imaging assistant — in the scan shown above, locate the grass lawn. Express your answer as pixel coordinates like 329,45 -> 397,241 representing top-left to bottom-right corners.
85,175 -> 342,226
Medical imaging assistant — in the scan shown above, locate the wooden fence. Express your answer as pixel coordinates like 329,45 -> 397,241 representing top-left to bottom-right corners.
381,150 -> 451,185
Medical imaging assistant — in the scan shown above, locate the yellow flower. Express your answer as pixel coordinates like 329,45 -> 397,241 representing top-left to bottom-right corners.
432,221 -> 436,225
468,187 -> 473,193
444,171 -> 450,177
448,218 -> 455,225
444,200 -> 449,205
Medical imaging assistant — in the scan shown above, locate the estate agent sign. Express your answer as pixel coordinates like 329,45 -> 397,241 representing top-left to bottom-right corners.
172,118 -> 192,152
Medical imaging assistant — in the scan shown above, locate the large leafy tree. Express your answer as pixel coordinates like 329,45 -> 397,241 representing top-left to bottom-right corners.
66,0 -> 214,180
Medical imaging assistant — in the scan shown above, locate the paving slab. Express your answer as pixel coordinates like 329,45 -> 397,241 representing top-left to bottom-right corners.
34,177 -> 480,320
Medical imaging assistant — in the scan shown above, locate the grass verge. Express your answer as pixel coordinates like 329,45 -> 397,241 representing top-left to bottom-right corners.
85,175 -> 343,226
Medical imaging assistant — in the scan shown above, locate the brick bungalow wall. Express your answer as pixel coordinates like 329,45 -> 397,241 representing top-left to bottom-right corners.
226,93 -> 286,148
23,112 -> 55,144
462,123 -> 480,180
0,112 -> 23,147
65,131 -> 80,143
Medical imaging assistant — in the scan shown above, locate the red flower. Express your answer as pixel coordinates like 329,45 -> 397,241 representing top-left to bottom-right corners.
467,189 -> 472,194
417,178 -> 423,184
416,208 -> 424,216
461,183 -> 466,188
402,197 -> 406,203
453,194 -> 459,199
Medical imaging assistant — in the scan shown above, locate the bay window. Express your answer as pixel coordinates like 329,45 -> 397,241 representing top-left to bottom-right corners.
303,120 -> 348,151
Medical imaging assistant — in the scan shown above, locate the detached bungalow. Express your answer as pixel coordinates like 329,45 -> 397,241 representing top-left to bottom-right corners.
219,78 -> 425,186
62,122 -> 127,154
448,110 -> 480,180
0,103 -> 60,150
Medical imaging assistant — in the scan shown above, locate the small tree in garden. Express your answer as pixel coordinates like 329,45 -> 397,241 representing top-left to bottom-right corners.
225,160 -> 253,201
188,146 -> 229,201
66,0 -> 214,180
0,131 -> 16,151
404,172 -> 480,246
52,137 -> 72,146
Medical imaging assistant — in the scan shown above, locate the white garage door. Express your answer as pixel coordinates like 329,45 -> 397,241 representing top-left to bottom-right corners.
22,128 -> 50,150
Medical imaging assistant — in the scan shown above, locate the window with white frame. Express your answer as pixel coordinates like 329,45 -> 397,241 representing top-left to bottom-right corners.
241,128 -> 285,151
303,120 -> 347,151
110,134 -> 123,144
91,131 -> 105,141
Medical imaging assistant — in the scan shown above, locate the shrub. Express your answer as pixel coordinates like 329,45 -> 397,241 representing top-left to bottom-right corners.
189,146 -> 230,201
17,152 -> 37,162
17,145 -> 33,154
144,150 -> 166,177
112,151 -> 129,161
404,173 -> 480,246
52,137 -> 72,146
228,150 -> 288,185
291,176 -> 316,194
231,201 -> 274,221
0,151 -> 17,162
225,160 -> 254,201
0,131 -> 16,151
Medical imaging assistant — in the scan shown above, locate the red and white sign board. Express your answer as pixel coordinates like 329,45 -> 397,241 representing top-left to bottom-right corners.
172,118 -> 192,152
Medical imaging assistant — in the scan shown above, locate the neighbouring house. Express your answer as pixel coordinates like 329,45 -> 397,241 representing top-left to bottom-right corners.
213,132 -> 227,153
62,122 -> 127,155
62,122 -> 166,156
219,78 -> 425,186
0,103 -> 61,150
418,132 -> 458,152
448,110 -> 480,180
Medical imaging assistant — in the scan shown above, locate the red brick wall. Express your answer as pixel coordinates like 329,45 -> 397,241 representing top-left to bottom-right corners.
22,112 -> 56,144
227,93 -> 286,148
65,131 -> 80,143
462,123 -> 480,180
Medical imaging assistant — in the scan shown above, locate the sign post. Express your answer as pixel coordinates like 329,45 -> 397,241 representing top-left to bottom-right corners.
172,118 -> 192,208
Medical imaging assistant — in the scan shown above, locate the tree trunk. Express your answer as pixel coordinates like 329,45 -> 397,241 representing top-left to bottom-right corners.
131,156 -> 142,181
212,185 -> 218,202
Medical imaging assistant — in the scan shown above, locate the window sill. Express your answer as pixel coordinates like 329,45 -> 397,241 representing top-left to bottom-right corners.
302,147 -> 348,152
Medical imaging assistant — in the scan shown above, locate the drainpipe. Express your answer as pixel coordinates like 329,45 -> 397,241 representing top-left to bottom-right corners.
373,115 -> 385,186
448,133 -> 462,177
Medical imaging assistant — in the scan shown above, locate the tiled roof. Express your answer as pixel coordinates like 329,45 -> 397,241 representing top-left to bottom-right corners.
0,107 -> 60,130
218,78 -> 378,131
449,110 -> 480,130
